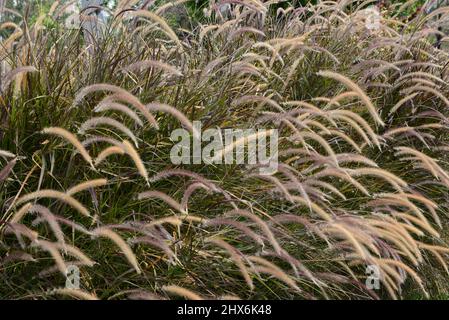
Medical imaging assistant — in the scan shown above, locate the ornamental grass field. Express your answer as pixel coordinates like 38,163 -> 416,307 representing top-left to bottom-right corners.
1,0 -> 449,300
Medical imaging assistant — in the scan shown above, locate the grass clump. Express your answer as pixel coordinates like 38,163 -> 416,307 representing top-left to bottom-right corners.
1,0 -> 449,300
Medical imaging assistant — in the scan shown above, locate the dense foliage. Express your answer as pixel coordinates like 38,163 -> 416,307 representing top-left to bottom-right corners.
1,0 -> 449,300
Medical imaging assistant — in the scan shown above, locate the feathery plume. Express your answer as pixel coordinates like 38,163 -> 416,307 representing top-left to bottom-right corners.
73,84 -> 158,128
34,240 -> 67,275
128,10 -> 182,48
0,159 -> 17,183
79,117 -> 139,148
42,127 -> 93,168
94,101 -> 144,127
94,146 -> 126,166
162,285 -> 203,300
122,60 -> 182,76
1,66 -> 37,93
121,140 -> 148,183
16,190 -> 90,217
66,179 -> 108,196
47,288 -> 98,300
146,103 -> 197,136
206,237 -> 254,290
138,190 -> 185,214
0,150 -> 16,159
317,70 -> 384,126
248,256 -> 301,292
93,227 -> 141,274
226,209 -> 282,254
